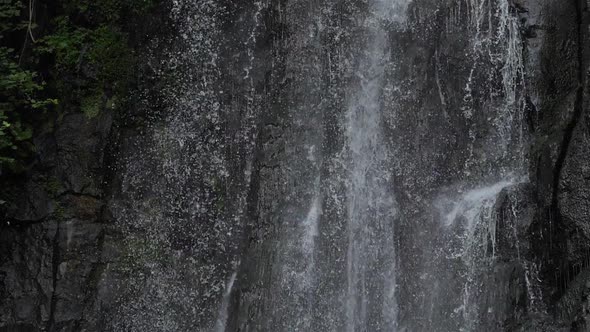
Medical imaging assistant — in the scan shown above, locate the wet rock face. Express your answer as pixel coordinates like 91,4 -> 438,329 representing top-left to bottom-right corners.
0,108 -> 112,331
0,4 -> 168,332
0,0 -> 589,331
528,0 -> 590,329
377,0 -> 589,330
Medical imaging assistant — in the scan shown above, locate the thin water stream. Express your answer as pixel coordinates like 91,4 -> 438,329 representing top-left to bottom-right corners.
344,0 -> 404,330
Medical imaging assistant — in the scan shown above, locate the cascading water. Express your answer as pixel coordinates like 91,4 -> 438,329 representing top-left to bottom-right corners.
419,0 -> 539,330
1,0 -> 586,331
215,270 -> 238,332
218,0 -> 543,330
108,0 -> 547,331
438,179 -> 520,331
343,1 -> 405,330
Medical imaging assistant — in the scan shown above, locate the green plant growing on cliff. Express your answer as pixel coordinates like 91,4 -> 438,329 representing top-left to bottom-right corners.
0,0 -> 158,170
52,201 -> 66,221
0,1 -> 57,168
90,26 -> 134,84
36,19 -> 133,101
81,92 -> 102,119
35,17 -> 87,71
43,176 -> 61,197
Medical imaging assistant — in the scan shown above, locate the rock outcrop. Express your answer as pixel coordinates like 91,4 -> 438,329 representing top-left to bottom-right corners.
0,0 -> 589,331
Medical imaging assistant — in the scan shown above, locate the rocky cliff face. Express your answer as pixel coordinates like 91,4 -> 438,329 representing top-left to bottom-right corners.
0,0 -> 589,331
531,0 -> 590,329
0,2 -> 173,331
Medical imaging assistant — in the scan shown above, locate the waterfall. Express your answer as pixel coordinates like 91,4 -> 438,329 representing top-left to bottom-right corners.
109,0 -> 545,331
439,178 -> 520,330
1,0 -> 578,330
344,1 -> 407,330
215,270 -> 238,332
419,0 -> 536,330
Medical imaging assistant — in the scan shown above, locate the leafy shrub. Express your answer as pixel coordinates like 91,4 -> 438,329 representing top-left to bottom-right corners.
0,1 -> 56,169
0,0 -> 157,171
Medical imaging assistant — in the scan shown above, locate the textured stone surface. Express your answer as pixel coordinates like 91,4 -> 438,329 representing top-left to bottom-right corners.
0,0 -> 589,331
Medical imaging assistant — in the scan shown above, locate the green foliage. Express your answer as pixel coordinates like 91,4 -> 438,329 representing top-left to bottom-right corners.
36,18 -> 88,71
0,0 -> 157,170
0,2 -> 57,168
60,0 -> 157,22
81,92 -> 102,119
52,201 -> 66,220
37,19 -> 134,86
89,26 -> 134,89
43,176 -> 61,197
0,0 -> 23,32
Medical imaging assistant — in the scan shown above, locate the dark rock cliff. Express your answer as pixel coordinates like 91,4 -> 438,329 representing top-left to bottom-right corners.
0,1 -> 174,330
0,0 -> 589,331
530,0 -> 590,329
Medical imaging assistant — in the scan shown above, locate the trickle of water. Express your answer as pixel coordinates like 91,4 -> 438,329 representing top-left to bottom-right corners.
462,0 -> 525,153
215,270 -> 238,332
299,179 -> 322,329
442,179 -> 517,330
442,179 -> 516,230
344,0 -> 405,330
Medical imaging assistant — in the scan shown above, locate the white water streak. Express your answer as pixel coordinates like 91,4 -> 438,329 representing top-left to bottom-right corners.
214,270 -> 238,332
300,180 -> 322,328
443,179 -> 514,230
442,179 -> 516,330
344,0 -> 406,330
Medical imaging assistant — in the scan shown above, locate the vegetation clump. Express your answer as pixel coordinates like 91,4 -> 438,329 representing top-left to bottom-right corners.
0,0 -> 156,171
